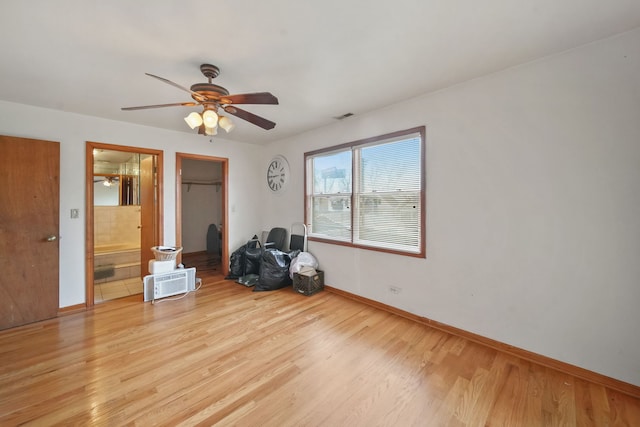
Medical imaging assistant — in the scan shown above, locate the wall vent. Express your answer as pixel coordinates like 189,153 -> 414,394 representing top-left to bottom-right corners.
333,112 -> 354,120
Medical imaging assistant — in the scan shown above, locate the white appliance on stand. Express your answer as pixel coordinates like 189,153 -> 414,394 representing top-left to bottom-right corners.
144,246 -> 198,302
143,267 -> 197,302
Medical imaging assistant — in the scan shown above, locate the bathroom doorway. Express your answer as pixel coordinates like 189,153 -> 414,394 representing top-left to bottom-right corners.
85,142 -> 163,305
176,153 -> 228,277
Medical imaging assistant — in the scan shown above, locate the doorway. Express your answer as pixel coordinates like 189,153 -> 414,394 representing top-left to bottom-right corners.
85,142 -> 163,306
176,153 -> 228,277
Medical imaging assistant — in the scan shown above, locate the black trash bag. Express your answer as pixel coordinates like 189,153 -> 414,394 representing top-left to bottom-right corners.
253,249 -> 300,292
244,247 -> 262,275
227,248 -> 245,279
226,236 -> 260,279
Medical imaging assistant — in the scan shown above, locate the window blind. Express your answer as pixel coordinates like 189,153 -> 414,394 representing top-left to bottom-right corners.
305,126 -> 425,257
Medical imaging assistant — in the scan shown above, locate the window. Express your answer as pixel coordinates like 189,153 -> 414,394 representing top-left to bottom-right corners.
305,126 -> 425,257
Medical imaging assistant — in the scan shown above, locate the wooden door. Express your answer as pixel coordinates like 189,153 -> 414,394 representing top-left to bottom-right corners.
140,155 -> 157,277
0,136 -> 60,330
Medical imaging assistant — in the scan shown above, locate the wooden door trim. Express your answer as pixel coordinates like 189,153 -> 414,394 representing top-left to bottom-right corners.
175,152 -> 229,276
85,142 -> 164,307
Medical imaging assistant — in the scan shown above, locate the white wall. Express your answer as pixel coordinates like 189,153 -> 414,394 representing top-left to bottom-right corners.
264,29 -> 640,386
0,101 -> 266,308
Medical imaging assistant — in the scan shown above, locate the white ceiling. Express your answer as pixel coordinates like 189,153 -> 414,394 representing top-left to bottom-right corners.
1,1 -> 639,145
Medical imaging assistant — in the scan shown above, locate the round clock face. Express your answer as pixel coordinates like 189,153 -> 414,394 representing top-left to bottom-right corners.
267,155 -> 289,193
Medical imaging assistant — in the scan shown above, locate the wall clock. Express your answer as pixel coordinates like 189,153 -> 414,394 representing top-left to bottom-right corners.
267,155 -> 290,193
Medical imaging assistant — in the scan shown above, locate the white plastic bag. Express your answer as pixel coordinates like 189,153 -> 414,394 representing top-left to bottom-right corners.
289,252 -> 319,279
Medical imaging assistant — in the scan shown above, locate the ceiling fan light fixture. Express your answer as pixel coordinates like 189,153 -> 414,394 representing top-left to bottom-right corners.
218,115 -> 235,133
202,109 -> 218,128
184,112 -> 203,129
204,125 -> 217,136
122,64 -> 279,136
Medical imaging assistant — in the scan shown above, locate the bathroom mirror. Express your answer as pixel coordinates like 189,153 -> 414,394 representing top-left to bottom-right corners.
93,174 -> 141,206
93,149 -> 145,206
94,174 -> 120,206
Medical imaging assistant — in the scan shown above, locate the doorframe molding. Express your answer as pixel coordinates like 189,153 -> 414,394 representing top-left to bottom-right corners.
85,142 -> 164,308
175,152 -> 229,276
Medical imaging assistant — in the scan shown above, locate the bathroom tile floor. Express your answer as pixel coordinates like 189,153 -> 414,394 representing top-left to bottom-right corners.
95,277 -> 143,303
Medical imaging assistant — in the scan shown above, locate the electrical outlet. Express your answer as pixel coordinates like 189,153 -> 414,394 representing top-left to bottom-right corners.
70,208 -> 79,219
389,286 -> 402,294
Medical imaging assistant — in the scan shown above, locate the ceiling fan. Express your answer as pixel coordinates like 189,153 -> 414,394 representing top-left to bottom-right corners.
122,64 -> 278,136
94,176 -> 119,187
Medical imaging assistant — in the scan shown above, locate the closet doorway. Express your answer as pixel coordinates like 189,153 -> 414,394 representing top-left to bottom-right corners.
176,153 -> 228,277
85,142 -> 163,306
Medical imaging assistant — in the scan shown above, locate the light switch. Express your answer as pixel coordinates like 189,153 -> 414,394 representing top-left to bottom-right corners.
70,209 -> 79,219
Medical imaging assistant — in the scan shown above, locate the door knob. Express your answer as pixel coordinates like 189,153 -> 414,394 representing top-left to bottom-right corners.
46,235 -> 57,242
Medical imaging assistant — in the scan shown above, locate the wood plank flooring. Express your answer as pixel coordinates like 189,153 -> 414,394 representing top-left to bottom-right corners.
181,250 -> 222,275
1,274 -> 639,426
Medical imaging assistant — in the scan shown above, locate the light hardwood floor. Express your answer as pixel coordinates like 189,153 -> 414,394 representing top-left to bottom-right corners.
1,274 -> 639,426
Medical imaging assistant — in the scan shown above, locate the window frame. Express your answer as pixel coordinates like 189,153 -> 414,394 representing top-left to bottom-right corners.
304,126 -> 426,258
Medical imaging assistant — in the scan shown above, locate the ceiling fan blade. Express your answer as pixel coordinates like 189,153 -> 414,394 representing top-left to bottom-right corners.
121,102 -> 199,111
221,92 -> 279,105
224,106 -> 276,130
145,73 -> 207,102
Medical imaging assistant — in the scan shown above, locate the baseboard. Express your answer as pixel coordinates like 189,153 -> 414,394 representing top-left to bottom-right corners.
324,285 -> 640,399
57,303 -> 86,316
